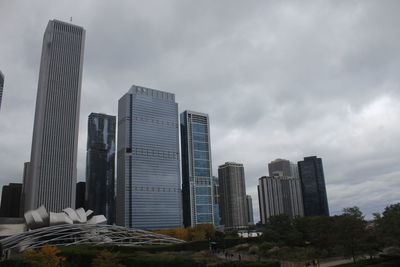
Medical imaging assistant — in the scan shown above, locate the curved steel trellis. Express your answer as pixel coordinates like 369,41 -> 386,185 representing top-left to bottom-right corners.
0,224 -> 184,254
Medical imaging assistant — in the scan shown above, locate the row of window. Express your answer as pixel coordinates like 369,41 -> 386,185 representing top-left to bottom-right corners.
193,142 -> 208,151
126,147 -> 178,159
194,160 -> 209,168
197,214 -> 213,223
195,187 -> 211,195
196,204 -> 212,213
194,168 -> 210,177
194,151 -> 209,160
196,195 -> 212,204
193,133 -> 208,142
192,123 -> 207,133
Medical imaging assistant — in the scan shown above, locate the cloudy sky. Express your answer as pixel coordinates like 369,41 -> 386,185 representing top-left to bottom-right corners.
1,0 -> 399,221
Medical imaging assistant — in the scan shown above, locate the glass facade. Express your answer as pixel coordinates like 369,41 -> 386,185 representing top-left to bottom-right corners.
86,113 -> 116,224
116,85 -> 182,229
181,111 -> 215,227
298,156 -> 330,216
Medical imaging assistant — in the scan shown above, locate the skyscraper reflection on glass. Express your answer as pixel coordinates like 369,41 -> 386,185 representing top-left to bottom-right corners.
116,85 -> 182,229
181,111 -> 214,227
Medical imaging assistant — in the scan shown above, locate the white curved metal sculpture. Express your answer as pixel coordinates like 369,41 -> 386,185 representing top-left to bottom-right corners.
0,224 -> 184,254
24,206 -> 107,229
0,206 -> 184,256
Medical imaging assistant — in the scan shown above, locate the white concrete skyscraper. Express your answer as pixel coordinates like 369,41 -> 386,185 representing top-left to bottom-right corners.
24,20 -> 85,212
0,71 -> 4,111
116,85 -> 182,229
218,162 -> 248,229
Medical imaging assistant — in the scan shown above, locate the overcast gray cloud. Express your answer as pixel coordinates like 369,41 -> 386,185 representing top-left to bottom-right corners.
1,0 -> 399,221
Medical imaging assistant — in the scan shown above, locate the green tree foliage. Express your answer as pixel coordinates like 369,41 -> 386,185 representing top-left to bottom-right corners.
91,250 -> 125,267
334,207 -> 367,263
374,203 -> 400,246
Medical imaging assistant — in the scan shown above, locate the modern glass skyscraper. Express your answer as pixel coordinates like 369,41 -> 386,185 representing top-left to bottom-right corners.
24,20 -> 85,212
116,85 -> 182,229
246,195 -> 254,225
86,113 -> 116,224
181,111 -> 214,227
298,156 -> 329,216
218,162 -> 248,229
212,176 -> 221,227
0,71 -> 4,111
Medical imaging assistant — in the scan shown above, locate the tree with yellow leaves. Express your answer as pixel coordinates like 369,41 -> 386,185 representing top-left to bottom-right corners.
91,250 -> 125,267
23,244 -> 65,267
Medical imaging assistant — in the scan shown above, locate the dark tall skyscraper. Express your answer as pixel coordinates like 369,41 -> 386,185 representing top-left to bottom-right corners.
86,113 -> 116,224
246,195 -> 254,225
298,156 -> 329,216
0,71 -> 4,111
117,85 -> 182,229
181,111 -> 214,227
218,162 -> 248,229
0,183 -> 22,218
75,182 -> 86,209
24,20 -> 85,212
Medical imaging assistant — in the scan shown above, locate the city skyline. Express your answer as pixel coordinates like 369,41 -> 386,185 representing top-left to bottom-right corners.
1,1 -> 400,222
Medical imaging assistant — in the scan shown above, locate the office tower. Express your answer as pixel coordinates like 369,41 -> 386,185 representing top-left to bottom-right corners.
0,183 -> 22,217
86,113 -> 116,224
181,111 -> 214,227
246,195 -> 254,225
0,71 -> 4,111
258,175 -> 304,223
298,156 -> 329,216
218,162 -> 248,229
212,176 -> 221,226
24,20 -> 85,212
75,182 -> 86,209
116,85 -> 182,229
268,158 -> 299,178
19,162 -> 31,215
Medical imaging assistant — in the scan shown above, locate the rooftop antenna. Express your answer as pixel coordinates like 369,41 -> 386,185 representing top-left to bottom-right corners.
70,17 -> 72,22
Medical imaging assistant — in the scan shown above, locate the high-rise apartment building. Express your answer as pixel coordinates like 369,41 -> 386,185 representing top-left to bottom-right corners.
86,113 -> 116,224
0,183 -> 22,217
116,85 -> 182,229
0,71 -> 4,111
268,158 -> 299,179
218,162 -> 248,229
181,111 -> 214,227
24,20 -> 85,212
246,195 -> 254,225
212,176 -> 221,226
258,175 -> 304,223
298,156 -> 329,216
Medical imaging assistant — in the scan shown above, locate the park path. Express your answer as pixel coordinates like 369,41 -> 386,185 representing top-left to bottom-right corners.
215,250 -> 355,267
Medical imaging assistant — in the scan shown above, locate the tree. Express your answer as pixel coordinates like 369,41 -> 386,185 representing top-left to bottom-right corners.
23,244 -> 65,267
375,203 -> 400,246
334,206 -> 367,263
91,250 -> 125,267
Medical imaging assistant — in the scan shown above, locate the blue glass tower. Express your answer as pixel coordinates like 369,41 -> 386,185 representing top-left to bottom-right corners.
116,85 -> 182,229
181,111 -> 214,227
